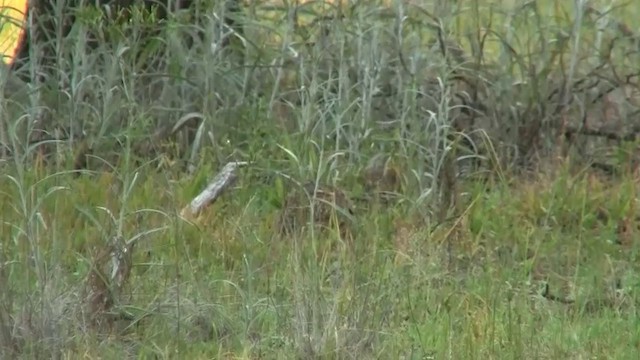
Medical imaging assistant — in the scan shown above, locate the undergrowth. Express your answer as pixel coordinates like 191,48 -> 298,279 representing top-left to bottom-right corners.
1,0 -> 640,358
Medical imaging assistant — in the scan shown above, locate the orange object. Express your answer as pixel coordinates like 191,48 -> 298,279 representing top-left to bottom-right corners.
0,0 -> 28,65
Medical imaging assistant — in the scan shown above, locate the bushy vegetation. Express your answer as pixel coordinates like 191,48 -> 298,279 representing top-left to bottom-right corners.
1,0 -> 640,358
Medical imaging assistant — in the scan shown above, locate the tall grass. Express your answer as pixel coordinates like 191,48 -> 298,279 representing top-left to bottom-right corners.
1,0 -> 639,358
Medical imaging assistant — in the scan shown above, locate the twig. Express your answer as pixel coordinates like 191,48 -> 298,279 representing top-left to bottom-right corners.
180,161 -> 248,220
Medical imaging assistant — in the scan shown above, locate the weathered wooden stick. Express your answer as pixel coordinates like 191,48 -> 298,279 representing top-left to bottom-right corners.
180,161 -> 248,220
